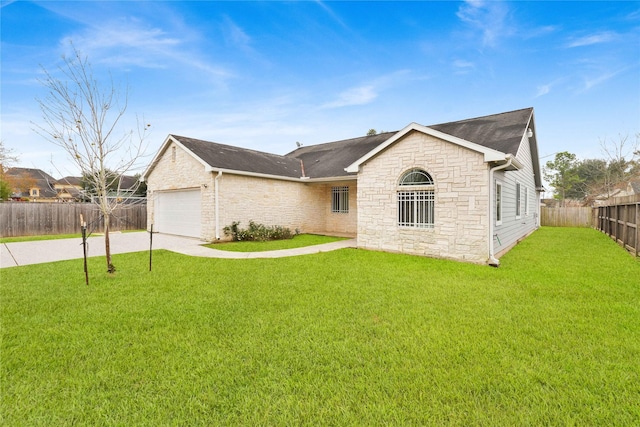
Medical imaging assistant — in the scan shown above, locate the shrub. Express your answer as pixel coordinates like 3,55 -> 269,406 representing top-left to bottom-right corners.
223,221 -> 296,242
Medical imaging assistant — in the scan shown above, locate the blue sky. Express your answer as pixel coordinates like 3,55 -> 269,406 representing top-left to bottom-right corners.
1,1 -> 639,181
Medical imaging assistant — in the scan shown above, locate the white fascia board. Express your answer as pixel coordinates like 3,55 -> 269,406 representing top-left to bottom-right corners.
301,176 -> 356,183
207,167 -> 309,183
345,122 -> 507,173
207,167 -> 356,183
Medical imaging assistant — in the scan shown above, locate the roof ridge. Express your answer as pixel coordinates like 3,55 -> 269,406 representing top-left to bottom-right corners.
430,107 -> 533,127
285,131 -> 398,156
171,134 -> 294,160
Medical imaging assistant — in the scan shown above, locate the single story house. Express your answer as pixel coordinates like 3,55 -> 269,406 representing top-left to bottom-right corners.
142,107 -> 543,265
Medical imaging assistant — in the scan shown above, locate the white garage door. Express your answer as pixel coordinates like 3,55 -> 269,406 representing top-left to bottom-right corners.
155,189 -> 201,238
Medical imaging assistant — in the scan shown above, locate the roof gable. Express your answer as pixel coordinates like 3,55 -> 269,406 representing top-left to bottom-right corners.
345,108 -> 536,174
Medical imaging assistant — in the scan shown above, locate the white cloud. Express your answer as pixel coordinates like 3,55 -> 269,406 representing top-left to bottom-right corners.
535,84 -> 551,97
321,85 -> 377,109
456,0 -> 511,48
222,16 -> 252,52
60,17 -> 231,80
566,31 -> 617,48
315,0 -> 350,31
453,59 -> 475,74
320,70 -> 411,109
582,70 -> 621,92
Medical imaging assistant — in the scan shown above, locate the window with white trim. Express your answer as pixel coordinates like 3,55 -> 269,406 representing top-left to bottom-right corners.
398,169 -> 434,228
331,186 -> 349,213
525,186 -> 529,216
495,181 -> 503,225
30,188 -> 39,197
515,182 -> 522,219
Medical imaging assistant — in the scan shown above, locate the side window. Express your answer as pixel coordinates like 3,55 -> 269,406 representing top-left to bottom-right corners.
331,186 -> 349,213
515,182 -> 522,219
495,181 -> 502,225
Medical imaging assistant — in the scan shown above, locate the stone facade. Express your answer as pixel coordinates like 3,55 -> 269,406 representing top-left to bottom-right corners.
356,131 -> 491,264
214,177 -> 357,240
146,141 -> 357,240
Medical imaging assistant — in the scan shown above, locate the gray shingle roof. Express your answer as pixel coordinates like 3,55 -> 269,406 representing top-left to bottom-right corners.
173,135 -> 303,178
285,132 -> 396,178
169,108 -> 534,180
429,107 -> 533,156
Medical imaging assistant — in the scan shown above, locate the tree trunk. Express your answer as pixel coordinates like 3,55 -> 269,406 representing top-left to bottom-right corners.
104,213 -> 116,273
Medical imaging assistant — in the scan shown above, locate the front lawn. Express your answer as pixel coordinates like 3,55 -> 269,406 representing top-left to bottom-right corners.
0,233 -> 81,243
205,233 -> 348,252
1,228 -> 638,425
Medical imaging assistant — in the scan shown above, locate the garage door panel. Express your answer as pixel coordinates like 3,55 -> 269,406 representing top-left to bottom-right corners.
156,189 -> 201,238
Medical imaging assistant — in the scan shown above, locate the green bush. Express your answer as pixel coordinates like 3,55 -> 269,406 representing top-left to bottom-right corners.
223,220 -> 296,241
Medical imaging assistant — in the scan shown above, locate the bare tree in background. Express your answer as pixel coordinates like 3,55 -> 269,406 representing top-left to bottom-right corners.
0,140 -> 20,200
34,45 -> 150,273
599,133 -> 640,197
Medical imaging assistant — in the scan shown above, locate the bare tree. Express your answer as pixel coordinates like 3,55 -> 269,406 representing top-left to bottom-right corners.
0,140 -> 20,200
599,133 -> 640,197
34,45 -> 150,273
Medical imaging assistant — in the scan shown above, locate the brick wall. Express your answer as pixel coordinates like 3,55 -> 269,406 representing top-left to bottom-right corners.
357,131 -> 490,264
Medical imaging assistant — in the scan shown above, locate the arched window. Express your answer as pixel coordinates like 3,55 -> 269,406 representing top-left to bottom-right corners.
398,169 -> 434,228
399,169 -> 433,186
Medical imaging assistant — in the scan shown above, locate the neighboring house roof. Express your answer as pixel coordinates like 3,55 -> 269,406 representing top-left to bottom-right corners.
143,107 -> 541,185
57,176 -> 83,187
118,175 -> 139,190
5,167 -> 58,198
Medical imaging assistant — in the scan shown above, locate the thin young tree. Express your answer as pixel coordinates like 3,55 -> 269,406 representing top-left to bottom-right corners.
34,45 -> 150,273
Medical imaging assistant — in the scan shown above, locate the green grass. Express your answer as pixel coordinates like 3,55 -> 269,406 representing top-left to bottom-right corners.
1,227 -> 639,425
0,233 -> 82,243
0,229 -> 144,243
205,233 -> 348,252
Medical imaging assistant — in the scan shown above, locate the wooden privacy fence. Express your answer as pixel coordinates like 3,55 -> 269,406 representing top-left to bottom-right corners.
0,202 -> 147,238
595,195 -> 640,257
540,207 -> 592,227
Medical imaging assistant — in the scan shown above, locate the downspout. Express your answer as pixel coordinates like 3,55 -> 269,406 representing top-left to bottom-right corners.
488,155 -> 515,267
214,171 -> 222,240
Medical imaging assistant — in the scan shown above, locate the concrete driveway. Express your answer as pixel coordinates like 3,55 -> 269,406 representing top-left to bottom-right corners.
0,232 -> 356,268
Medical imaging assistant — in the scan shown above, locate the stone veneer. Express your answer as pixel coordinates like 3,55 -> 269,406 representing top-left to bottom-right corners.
356,131 -> 491,264
146,140 -> 357,240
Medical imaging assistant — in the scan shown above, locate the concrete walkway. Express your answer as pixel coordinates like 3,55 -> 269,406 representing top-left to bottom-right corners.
0,232 -> 356,268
